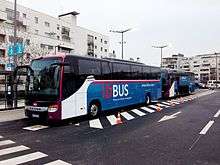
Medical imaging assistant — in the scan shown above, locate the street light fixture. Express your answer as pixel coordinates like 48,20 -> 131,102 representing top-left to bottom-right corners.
152,45 -> 168,67
110,28 -> 132,60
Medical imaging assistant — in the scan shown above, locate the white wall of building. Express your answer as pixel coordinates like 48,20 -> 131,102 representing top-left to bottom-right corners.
0,0 -> 109,67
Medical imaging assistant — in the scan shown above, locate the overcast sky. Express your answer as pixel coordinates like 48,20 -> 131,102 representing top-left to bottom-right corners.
12,0 -> 220,66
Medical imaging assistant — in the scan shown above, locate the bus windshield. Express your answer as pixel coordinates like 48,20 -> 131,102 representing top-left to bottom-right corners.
28,57 -> 62,101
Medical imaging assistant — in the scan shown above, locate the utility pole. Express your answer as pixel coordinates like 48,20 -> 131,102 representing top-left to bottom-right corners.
110,28 -> 131,60
13,0 -> 17,68
13,0 -> 18,108
214,52 -> 218,85
152,45 -> 168,67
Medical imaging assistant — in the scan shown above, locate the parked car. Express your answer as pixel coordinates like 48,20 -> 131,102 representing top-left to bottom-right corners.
207,80 -> 220,89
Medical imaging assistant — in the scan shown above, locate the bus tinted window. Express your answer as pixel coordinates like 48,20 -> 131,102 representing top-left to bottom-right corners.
142,66 -> 151,79
131,65 -> 143,79
78,59 -> 101,79
101,61 -> 111,80
112,63 -> 131,80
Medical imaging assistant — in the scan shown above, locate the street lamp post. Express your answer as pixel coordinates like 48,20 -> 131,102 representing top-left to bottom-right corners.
152,45 -> 168,67
13,0 -> 18,108
13,0 -> 17,67
110,28 -> 131,60
214,52 -> 218,84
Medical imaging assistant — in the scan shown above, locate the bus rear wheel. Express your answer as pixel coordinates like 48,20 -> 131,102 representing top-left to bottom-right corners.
145,95 -> 151,105
89,102 -> 100,117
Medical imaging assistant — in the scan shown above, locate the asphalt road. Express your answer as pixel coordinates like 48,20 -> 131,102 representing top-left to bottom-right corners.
0,90 -> 219,165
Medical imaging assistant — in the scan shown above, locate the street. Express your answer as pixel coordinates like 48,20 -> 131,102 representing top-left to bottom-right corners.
0,90 -> 219,165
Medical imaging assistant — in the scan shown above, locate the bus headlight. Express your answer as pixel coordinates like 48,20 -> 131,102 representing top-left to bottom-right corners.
48,104 -> 59,113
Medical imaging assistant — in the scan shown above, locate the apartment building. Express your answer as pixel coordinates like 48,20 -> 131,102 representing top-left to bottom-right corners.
161,54 -> 185,69
0,0 -> 109,69
162,53 -> 220,83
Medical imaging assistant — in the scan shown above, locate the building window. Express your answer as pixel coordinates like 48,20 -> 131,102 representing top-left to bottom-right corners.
95,37 -> 97,40
57,24 -> 60,30
101,47 -> 103,51
95,45 -> 97,49
25,39 -> 30,45
6,8 -> 19,21
0,34 -> 5,42
104,40 -> 108,44
40,44 -> 46,49
45,22 -> 50,27
35,17 -> 38,24
0,49 -> 5,58
23,13 -> 26,18
105,49 -> 107,52
35,29 -> 39,35
101,39 -> 103,43
48,45 -> 53,50
57,36 -> 60,40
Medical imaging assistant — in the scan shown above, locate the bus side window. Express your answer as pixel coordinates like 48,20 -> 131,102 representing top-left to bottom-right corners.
101,61 -> 111,80
131,65 -> 142,80
112,63 -> 131,80
143,66 -> 151,79
62,65 -> 77,99
78,59 -> 101,80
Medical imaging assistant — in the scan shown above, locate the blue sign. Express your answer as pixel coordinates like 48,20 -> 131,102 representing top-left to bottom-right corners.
5,63 -> 15,71
15,43 -> 24,56
7,43 -> 24,57
7,45 -> 14,57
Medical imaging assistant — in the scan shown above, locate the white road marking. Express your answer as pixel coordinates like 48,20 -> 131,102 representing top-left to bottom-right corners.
199,121 -> 215,135
106,115 -> 117,125
157,103 -> 169,108
158,111 -> 181,122
0,145 -> 30,156
44,160 -> 72,165
214,110 -> 220,118
121,112 -> 134,120
148,105 -> 163,110
75,123 -> 80,126
0,140 -> 15,147
168,101 -> 180,104
140,107 -> 155,113
89,119 -> 103,129
23,125 -> 49,131
161,102 -> 171,106
0,152 -> 47,164
131,109 -> 146,116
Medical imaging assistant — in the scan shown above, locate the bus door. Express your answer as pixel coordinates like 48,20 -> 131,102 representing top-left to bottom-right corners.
13,66 -> 34,107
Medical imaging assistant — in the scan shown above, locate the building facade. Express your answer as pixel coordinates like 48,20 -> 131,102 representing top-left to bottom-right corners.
162,53 -> 220,83
0,0 -> 109,69
162,54 -> 185,69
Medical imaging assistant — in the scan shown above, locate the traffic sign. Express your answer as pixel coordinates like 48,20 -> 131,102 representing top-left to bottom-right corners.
15,43 -> 24,56
7,45 -> 14,57
5,63 -> 15,71
7,43 -> 24,57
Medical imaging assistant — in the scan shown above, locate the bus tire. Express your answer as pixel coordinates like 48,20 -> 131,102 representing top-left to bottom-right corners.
89,101 -> 100,117
145,94 -> 151,105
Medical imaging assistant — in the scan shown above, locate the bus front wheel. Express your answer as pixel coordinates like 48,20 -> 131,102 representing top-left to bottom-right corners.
89,102 -> 100,117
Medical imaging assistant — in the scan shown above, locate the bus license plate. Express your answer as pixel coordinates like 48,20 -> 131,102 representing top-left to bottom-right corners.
32,114 -> 39,118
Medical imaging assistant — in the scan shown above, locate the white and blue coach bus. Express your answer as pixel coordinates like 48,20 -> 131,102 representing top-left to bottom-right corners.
25,54 -> 162,121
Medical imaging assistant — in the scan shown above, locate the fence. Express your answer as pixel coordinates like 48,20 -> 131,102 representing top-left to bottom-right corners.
0,70 -> 25,110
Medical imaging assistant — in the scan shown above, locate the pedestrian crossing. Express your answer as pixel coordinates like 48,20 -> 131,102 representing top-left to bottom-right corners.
22,94 -> 203,131
0,136 -> 71,165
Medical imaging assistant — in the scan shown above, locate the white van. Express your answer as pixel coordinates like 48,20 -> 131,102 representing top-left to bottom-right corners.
207,80 -> 220,89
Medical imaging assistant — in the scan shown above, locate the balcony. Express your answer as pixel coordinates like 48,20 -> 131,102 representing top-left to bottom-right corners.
0,11 -> 7,22
62,35 -> 71,42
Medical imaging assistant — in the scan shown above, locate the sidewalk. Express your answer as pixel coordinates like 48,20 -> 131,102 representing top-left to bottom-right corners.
0,108 -> 26,123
